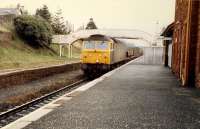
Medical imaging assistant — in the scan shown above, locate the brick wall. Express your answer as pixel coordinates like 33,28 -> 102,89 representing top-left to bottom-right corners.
193,2 -> 200,88
172,0 -> 190,85
0,15 -> 15,25
172,0 -> 200,87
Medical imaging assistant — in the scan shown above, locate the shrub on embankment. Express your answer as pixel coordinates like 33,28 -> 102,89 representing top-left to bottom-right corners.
14,15 -> 53,47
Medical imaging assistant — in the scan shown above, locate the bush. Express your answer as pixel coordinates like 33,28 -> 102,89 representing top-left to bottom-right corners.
14,15 -> 53,47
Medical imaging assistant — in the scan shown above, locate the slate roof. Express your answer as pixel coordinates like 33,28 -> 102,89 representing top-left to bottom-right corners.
161,22 -> 174,37
0,8 -> 20,16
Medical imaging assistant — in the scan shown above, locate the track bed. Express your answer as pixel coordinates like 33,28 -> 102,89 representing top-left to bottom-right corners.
0,70 -> 84,113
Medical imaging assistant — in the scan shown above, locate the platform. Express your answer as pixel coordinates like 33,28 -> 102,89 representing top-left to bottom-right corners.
4,58 -> 200,129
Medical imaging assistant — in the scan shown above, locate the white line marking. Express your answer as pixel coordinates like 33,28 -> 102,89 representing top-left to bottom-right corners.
74,77 -> 103,91
1,58 -> 137,129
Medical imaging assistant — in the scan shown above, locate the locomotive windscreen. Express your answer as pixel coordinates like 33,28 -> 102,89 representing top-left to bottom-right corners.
95,41 -> 108,50
83,40 -> 109,50
84,41 -> 95,49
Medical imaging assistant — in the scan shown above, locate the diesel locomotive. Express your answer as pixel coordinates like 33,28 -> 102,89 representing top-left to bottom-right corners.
80,34 -> 142,77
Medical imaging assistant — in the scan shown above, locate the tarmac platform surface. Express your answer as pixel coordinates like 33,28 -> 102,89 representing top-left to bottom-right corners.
12,60 -> 200,129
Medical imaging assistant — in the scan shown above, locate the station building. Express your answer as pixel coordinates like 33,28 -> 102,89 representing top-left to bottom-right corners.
170,0 -> 200,87
161,22 -> 174,68
0,4 -> 23,25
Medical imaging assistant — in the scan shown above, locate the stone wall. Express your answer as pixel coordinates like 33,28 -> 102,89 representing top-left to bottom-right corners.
0,32 -> 12,42
0,63 -> 80,88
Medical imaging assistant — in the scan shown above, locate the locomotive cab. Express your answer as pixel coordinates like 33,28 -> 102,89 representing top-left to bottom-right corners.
81,35 -> 113,75
81,40 -> 112,64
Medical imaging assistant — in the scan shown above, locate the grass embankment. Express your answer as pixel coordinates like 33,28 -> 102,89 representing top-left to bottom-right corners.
0,25 -> 80,72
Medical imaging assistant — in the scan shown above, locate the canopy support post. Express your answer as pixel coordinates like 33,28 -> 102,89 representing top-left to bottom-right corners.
71,45 -> 73,58
68,44 -> 71,58
59,45 -> 63,57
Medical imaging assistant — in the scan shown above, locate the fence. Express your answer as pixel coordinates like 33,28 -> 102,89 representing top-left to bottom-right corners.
133,47 -> 164,65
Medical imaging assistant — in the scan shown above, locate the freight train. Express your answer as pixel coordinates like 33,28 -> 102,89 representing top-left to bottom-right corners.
80,34 -> 142,77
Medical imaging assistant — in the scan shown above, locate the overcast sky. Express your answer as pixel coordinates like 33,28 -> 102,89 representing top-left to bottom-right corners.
0,0 -> 175,34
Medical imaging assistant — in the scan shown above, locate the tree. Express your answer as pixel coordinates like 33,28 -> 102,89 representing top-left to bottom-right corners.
36,5 -> 51,23
14,15 -> 53,47
65,20 -> 73,34
85,18 -> 97,29
51,9 -> 67,34
76,24 -> 85,31
17,4 -> 28,15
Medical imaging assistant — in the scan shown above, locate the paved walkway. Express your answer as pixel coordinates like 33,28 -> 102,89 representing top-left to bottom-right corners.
17,61 -> 200,129
0,60 -> 80,75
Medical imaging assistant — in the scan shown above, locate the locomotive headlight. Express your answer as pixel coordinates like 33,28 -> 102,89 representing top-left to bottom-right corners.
103,54 -> 107,58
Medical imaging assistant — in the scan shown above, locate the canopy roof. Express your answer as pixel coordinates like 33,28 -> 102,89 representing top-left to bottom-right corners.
52,29 -> 153,47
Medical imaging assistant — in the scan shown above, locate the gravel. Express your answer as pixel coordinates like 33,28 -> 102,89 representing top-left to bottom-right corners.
0,70 -> 83,112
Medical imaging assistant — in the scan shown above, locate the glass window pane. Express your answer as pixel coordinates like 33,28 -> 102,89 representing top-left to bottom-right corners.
96,41 -> 108,50
84,41 -> 95,49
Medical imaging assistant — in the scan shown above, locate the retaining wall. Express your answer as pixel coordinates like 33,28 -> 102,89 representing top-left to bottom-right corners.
0,63 -> 80,88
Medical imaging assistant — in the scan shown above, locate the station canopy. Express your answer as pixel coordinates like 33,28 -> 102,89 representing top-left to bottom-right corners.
52,29 -> 154,47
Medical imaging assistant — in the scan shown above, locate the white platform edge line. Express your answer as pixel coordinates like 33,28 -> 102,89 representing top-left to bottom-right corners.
1,58 -> 137,129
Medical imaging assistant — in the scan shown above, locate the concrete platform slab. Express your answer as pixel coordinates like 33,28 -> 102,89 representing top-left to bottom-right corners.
4,58 -> 200,129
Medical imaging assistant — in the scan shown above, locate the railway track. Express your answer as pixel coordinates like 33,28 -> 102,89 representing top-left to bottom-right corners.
0,79 -> 87,128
